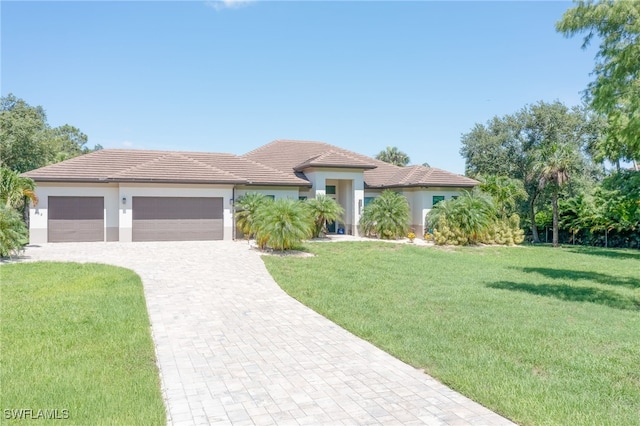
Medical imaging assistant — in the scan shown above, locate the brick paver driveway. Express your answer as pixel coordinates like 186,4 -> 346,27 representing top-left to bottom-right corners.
21,241 -> 515,425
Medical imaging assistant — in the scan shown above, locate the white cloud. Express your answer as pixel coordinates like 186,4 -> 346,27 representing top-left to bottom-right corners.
121,140 -> 134,148
205,0 -> 255,11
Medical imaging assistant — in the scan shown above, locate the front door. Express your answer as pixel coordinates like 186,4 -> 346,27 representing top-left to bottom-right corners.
326,185 -> 337,233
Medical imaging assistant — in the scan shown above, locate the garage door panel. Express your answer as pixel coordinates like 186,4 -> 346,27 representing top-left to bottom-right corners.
48,197 -> 104,242
48,220 -> 104,242
132,197 -> 223,241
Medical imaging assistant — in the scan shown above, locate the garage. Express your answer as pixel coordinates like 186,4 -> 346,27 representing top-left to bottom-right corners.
132,197 -> 223,242
48,196 -> 105,242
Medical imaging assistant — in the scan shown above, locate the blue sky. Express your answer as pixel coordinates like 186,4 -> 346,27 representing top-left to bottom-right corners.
2,1 -> 597,174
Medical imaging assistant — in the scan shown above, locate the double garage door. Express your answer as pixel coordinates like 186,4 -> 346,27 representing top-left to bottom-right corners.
47,196 -> 223,242
132,197 -> 223,241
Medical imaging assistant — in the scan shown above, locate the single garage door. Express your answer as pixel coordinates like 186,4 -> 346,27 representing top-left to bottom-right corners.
48,196 -> 104,242
132,197 -> 223,242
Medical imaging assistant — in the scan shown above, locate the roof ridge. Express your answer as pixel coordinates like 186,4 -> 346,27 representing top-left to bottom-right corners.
111,151 -> 173,178
179,152 -> 245,181
240,156 -> 309,182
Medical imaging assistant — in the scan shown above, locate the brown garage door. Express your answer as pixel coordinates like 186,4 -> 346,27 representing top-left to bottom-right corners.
132,197 -> 223,242
48,196 -> 104,242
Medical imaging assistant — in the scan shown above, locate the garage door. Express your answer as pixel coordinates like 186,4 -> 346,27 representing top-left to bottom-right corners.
132,197 -> 223,242
48,196 -> 104,242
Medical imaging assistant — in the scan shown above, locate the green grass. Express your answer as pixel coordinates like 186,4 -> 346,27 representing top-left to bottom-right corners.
263,243 -> 640,426
0,262 -> 165,425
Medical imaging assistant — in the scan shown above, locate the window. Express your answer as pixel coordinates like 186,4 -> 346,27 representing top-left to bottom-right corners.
265,195 -> 275,200
298,196 -> 307,201
432,195 -> 445,206
325,185 -> 336,195
364,197 -> 375,207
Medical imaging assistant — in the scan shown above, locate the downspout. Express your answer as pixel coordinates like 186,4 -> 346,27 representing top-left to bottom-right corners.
231,186 -> 236,241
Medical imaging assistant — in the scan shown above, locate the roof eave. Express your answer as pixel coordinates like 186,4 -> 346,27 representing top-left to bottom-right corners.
243,181 -> 313,188
365,183 -> 478,189
294,164 -> 377,172
30,177 -> 247,185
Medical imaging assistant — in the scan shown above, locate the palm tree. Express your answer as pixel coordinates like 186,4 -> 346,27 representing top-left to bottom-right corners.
479,175 -> 527,219
427,190 -> 496,245
0,167 -> 38,227
375,146 -> 410,167
359,190 -> 410,239
534,142 -> 579,247
0,204 -> 28,258
0,168 -> 38,210
254,199 -> 313,250
305,194 -> 345,238
234,192 -> 268,240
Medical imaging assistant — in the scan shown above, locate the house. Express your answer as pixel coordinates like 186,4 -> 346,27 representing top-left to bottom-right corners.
23,139 -> 478,243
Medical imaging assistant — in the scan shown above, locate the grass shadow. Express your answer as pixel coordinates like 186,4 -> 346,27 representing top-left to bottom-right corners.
488,281 -> 640,311
519,267 -> 640,289
566,246 -> 640,261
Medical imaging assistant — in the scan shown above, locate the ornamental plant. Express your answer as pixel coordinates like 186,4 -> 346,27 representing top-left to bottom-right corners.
359,190 -> 410,239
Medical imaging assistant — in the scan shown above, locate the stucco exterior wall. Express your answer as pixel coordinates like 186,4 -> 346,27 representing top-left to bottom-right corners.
304,168 -> 365,236
364,188 -> 469,237
30,182 -> 234,243
234,187 -> 301,201
406,187 -> 470,236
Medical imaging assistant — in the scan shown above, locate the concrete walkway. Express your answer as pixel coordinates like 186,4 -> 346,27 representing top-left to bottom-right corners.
17,241 -> 515,425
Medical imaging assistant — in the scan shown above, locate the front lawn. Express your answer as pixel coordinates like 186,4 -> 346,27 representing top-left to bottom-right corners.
0,262 -> 165,425
263,243 -> 640,426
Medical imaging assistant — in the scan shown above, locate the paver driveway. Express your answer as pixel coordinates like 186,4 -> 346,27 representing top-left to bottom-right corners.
20,241 -> 515,425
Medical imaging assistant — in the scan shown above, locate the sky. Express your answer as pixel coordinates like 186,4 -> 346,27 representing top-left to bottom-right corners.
2,1 -> 598,174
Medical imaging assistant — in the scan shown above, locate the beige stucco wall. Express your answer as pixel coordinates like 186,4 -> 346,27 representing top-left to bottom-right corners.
29,182 -> 234,243
234,186 -> 301,201
29,180 -> 472,243
304,168 -> 365,236
364,187 -> 470,237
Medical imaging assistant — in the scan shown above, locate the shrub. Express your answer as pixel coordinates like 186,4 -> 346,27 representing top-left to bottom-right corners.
427,190 -> 496,245
305,194 -> 345,238
235,192 -> 269,239
0,204 -> 28,258
254,199 -> 313,250
480,214 -> 525,245
359,190 -> 410,239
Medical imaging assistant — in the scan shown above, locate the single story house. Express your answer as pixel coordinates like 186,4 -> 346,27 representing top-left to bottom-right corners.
23,139 -> 478,243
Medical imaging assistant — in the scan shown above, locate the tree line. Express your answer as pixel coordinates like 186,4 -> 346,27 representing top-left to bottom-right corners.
0,93 -> 98,256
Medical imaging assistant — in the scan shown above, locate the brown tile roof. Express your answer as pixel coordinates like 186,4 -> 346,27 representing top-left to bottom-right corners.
293,150 -> 378,171
23,140 -> 477,188
244,139 -> 478,188
23,149 -> 310,186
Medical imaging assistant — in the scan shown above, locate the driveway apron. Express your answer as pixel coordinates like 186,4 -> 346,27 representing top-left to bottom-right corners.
20,241 -> 515,426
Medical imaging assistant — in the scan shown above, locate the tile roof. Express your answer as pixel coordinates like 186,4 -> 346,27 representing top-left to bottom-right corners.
23,140 -> 478,188
293,150 -> 378,171
244,140 -> 478,188
23,149 -> 310,186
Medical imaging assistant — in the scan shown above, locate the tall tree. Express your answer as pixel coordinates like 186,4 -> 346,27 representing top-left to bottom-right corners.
557,1 -> 640,164
0,94 -> 98,172
534,142 -> 581,247
460,101 -> 600,243
0,94 -> 50,172
478,175 -> 527,219
375,146 -> 410,166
